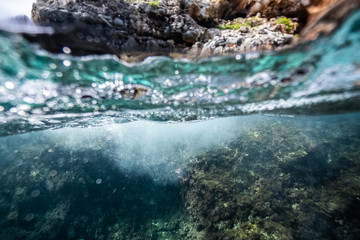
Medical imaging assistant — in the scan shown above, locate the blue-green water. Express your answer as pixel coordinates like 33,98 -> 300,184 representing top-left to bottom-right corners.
1,11 -> 360,136
0,9 -> 360,240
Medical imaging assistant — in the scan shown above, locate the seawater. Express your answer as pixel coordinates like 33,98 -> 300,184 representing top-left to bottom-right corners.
0,9 -> 360,240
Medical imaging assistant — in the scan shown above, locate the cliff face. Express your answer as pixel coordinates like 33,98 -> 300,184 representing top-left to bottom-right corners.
28,0 -> 303,60
27,0 -> 359,60
301,0 -> 360,41
229,0 -> 308,23
185,0 -> 308,26
31,0 -> 195,55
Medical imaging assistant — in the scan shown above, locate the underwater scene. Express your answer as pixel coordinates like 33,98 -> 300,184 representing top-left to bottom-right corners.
1,6 -> 360,240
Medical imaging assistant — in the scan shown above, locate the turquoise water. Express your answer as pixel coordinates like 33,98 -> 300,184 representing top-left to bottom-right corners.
1,11 -> 360,136
0,9 -> 360,240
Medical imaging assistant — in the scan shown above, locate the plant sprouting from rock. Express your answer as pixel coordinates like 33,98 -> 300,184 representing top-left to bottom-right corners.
216,23 -> 243,30
149,0 -> 160,9
275,17 -> 294,30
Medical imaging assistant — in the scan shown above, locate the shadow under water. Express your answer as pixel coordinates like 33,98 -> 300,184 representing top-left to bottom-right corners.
0,113 -> 359,240
0,134 -> 184,240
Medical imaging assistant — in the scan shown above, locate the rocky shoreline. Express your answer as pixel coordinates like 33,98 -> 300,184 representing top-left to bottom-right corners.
16,0 -> 360,61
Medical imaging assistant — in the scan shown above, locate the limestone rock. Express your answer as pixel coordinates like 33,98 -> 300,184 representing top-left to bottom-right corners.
184,0 -> 231,27
230,0 -> 308,24
30,0 -> 205,56
27,0 -> 309,61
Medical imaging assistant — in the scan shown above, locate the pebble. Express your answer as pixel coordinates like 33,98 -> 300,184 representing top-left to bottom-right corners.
113,18 -> 124,26
258,29 -> 267,35
239,26 -> 249,33
215,38 -> 226,47
236,38 -> 243,46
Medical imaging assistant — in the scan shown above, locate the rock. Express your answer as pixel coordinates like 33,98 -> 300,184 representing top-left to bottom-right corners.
113,18 -> 123,26
182,28 -> 200,44
275,24 -> 288,33
184,0 -> 231,27
230,0 -> 308,24
215,38 -> 227,47
191,15 -> 298,59
202,28 -> 221,42
258,28 -> 268,34
239,26 -> 249,33
30,0 -> 206,57
259,0 -> 308,23
236,38 -> 243,46
27,0 -> 308,61
300,0 -> 360,41
185,0 -> 309,25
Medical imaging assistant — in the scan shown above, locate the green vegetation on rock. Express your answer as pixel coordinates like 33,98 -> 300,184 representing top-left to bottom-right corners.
216,23 -> 243,30
244,20 -> 252,27
216,19 -> 255,30
181,115 -> 360,240
276,17 -> 295,30
148,0 -> 160,9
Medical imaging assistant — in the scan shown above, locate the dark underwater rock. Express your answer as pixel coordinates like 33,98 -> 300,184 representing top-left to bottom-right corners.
1,114 -> 360,239
0,134 -> 186,240
181,117 -> 360,239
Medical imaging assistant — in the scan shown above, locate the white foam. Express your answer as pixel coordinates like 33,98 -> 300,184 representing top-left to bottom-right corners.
49,116 -> 252,183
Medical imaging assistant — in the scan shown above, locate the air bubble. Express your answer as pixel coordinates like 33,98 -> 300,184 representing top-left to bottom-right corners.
31,190 -> 41,197
15,187 -> 24,195
7,211 -> 18,220
63,60 -> 71,67
49,170 -> 57,177
62,46 -> 71,54
46,181 -> 54,191
5,81 -> 14,90
86,35 -> 93,42
25,213 -> 34,221
9,107 -> 18,113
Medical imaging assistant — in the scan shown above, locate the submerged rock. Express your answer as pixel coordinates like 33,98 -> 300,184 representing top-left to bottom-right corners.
0,113 -> 360,239
181,116 -> 360,240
